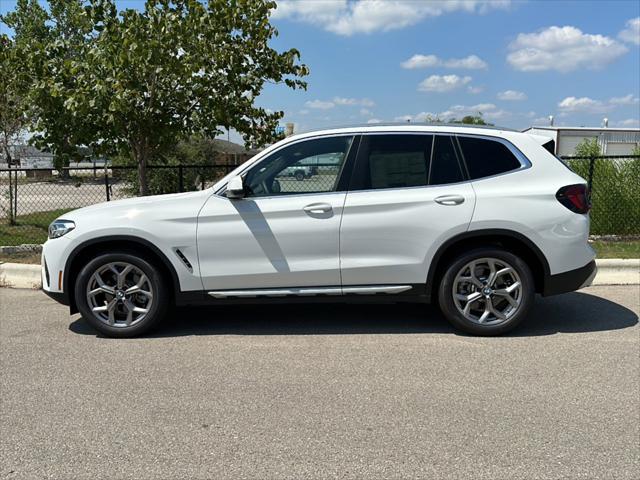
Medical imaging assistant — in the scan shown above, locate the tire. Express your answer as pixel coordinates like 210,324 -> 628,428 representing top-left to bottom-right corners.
74,252 -> 169,338
437,248 -> 534,336
295,171 -> 305,181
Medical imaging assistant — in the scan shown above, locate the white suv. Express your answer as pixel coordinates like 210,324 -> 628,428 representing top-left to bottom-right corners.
42,125 -> 596,337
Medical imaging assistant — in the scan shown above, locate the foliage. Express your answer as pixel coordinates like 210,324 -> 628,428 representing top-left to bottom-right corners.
573,138 -> 602,157
632,144 -> 640,156
2,0 -> 93,171
2,0 -> 308,196
566,156 -> 640,235
0,35 -> 29,165
76,0 -> 306,195
448,114 -> 493,126
111,137 -> 233,195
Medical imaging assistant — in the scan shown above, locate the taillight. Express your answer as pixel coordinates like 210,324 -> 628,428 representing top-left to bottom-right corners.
556,184 -> 591,214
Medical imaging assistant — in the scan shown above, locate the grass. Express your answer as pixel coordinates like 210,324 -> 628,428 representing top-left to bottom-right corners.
0,208 -> 72,246
590,240 -> 640,259
0,251 -> 41,264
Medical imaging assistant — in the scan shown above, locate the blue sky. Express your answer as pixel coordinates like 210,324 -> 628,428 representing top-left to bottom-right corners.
2,0 -> 639,138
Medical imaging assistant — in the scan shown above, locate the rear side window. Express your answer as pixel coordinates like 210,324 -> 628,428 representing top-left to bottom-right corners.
430,135 -> 464,185
362,134 -> 432,189
458,136 -> 522,179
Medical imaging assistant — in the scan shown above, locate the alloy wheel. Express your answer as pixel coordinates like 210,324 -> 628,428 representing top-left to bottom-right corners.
85,262 -> 154,328
452,257 -> 523,326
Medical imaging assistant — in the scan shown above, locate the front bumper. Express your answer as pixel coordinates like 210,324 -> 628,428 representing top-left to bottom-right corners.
43,289 -> 70,305
543,260 -> 597,296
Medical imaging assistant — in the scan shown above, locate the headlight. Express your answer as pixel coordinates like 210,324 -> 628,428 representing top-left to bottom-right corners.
48,220 -> 75,239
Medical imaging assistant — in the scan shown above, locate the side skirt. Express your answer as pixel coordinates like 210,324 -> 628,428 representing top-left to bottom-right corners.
175,284 -> 429,306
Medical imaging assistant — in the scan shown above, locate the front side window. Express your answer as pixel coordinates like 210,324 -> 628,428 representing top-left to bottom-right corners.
243,136 -> 353,197
457,136 -> 522,179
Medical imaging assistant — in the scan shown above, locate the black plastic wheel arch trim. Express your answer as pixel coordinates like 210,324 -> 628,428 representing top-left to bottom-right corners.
63,235 -> 183,312
424,228 -> 551,302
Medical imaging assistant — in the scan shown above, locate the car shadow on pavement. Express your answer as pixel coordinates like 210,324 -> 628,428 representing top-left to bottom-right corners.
69,290 -> 638,338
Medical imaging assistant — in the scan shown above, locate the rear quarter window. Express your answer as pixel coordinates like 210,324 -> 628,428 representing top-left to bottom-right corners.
458,136 -> 522,179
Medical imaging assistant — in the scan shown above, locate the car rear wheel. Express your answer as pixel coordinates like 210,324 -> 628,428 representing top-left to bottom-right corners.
437,248 -> 534,336
75,252 -> 169,337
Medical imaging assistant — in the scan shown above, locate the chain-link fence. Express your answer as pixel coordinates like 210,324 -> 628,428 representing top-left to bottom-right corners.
560,155 -> 639,236
0,164 -> 234,246
1,156 -> 639,246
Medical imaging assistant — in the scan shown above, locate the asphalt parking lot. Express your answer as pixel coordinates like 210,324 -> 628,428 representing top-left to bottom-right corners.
1,286 -> 639,479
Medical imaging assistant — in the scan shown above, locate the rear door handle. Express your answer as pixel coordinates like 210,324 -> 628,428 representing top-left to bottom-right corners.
435,195 -> 465,206
303,203 -> 333,214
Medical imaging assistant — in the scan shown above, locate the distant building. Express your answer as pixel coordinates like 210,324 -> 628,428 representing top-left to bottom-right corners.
0,145 -> 54,168
523,126 -> 640,156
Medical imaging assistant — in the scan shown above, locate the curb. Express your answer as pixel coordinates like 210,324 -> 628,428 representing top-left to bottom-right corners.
0,262 -> 41,289
1,259 -> 639,291
592,259 -> 640,285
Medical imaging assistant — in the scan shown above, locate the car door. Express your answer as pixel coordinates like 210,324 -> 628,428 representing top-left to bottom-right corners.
197,135 -> 357,292
339,133 -> 476,287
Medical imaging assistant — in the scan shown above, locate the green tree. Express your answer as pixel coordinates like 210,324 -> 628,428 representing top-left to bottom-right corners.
448,113 -> 493,126
573,138 -> 602,157
75,0 -> 307,195
2,0 -> 93,174
0,34 -> 32,224
3,0 -> 308,195
0,35 -> 28,167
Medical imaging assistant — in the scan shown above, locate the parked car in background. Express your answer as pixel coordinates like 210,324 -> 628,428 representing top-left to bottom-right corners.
42,124 -> 595,337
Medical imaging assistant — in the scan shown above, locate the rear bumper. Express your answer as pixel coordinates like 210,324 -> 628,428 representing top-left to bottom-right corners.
543,260 -> 597,296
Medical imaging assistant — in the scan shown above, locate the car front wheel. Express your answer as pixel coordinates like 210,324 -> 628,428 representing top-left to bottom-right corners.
74,252 -> 169,337
438,248 -> 535,336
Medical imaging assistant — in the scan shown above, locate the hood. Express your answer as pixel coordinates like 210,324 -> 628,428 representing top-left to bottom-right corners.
59,190 -> 209,222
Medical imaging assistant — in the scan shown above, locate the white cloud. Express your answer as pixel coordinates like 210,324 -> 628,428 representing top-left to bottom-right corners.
557,94 -> 640,114
273,0 -> 511,36
393,112 -> 438,122
439,103 -> 509,121
609,94 -> 640,106
613,118 -> 640,127
395,104 -> 510,123
619,17 -> 640,45
533,116 -> 552,125
497,90 -> 527,101
333,97 -> 375,107
305,100 -> 335,110
360,108 -> 373,116
418,74 -> 472,92
507,26 -> 628,72
299,109 -> 310,115
467,85 -> 484,94
557,96 -> 608,114
401,54 -> 487,70
367,118 -> 382,124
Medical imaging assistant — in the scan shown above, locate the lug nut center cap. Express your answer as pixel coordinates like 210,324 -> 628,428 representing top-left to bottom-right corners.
116,290 -> 125,300
482,287 -> 493,296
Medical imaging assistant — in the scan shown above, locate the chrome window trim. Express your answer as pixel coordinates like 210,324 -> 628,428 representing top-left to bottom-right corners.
454,133 -> 532,182
215,133 -> 357,197
214,130 -> 533,196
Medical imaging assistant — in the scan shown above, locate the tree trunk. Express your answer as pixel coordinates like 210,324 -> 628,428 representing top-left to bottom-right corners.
2,141 -> 16,225
137,151 -> 149,196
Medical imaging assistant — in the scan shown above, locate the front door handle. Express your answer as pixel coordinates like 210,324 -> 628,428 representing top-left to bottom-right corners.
435,195 -> 465,206
303,203 -> 333,214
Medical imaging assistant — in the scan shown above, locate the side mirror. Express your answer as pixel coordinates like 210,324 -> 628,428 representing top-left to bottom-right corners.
226,176 -> 245,199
